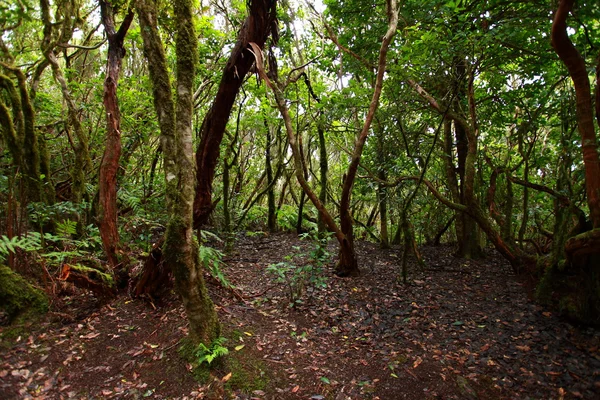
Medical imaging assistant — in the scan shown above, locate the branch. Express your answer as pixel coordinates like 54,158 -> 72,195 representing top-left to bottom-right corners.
57,40 -> 106,50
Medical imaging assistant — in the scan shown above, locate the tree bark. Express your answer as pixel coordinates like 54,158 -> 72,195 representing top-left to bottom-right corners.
265,120 -> 277,232
335,0 -> 399,276
137,0 -> 219,345
98,1 -> 134,269
40,0 -> 91,205
193,0 -> 278,228
552,0 -> 600,229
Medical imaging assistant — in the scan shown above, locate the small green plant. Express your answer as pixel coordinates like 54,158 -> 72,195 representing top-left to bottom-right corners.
40,221 -> 103,267
266,230 -> 330,307
0,233 -> 42,263
276,204 -> 297,232
193,337 -> 229,366
198,245 -> 233,289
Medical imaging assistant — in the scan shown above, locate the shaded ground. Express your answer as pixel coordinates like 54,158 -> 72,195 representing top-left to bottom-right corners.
2,232 -> 600,399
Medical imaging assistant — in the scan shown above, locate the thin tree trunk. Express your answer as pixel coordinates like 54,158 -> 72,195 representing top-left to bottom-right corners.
98,1 -> 134,269
40,0 -> 91,205
265,120 -> 277,232
256,0 -> 398,277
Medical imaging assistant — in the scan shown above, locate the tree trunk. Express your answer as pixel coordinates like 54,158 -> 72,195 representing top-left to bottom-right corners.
0,73 -> 44,203
98,2 -> 134,269
137,0 -> 219,345
259,0 -> 398,277
265,121 -> 277,232
377,124 -> 390,249
552,0 -> 600,229
40,0 -> 91,205
193,0 -> 278,228
335,1 -> 398,276
317,120 -> 329,235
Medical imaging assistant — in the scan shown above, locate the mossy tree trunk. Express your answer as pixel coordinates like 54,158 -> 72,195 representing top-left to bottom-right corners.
0,68 -> 48,203
137,0 -> 219,345
0,74 -> 42,201
98,1 -> 134,269
40,0 -> 91,205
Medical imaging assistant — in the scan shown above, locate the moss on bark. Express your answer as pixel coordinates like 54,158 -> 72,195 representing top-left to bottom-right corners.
0,266 -> 48,323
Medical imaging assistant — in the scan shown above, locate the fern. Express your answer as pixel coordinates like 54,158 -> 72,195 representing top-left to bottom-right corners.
0,233 -> 42,262
193,337 -> 229,365
56,219 -> 78,238
199,230 -> 223,243
198,246 -> 233,288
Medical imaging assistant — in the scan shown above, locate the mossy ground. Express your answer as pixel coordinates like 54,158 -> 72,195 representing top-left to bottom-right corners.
178,327 -> 269,397
0,265 -> 48,324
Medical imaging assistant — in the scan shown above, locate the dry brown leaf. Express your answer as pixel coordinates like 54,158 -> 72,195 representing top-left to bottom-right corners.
221,372 -> 232,383
412,357 -> 423,369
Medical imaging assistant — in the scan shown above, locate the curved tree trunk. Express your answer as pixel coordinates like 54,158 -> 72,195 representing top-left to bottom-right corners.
193,0 -> 278,228
552,0 -> 600,229
98,2 -> 134,269
261,0 -> 399,277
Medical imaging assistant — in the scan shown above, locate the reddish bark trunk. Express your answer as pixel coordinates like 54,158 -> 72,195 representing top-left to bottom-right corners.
98,2 -> 133,268
193,0 -> 277,227
552,0 -> 600,229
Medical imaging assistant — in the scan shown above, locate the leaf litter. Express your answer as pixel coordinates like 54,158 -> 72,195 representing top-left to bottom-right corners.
0,232 -> 599,399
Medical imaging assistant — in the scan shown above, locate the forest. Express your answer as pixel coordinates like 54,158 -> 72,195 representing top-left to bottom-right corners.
1,0 -> 600,398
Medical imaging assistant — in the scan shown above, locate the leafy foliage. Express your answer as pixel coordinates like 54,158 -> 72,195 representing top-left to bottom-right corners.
198,244 -> 232,289
192,337 -> 229,366
0,234 -> 42,263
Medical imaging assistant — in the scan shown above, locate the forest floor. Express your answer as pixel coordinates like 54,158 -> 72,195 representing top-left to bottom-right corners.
1,232 -> 600,399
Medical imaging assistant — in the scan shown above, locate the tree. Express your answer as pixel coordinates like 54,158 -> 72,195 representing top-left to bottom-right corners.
98,0 -> 134,269
40,0 -> 92,205
193,0 -> 278,228
258,0 -> 399,276
137,0 -> 219,345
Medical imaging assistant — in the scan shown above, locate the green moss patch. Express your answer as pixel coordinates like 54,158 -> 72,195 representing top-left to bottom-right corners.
0,265 -> 48,323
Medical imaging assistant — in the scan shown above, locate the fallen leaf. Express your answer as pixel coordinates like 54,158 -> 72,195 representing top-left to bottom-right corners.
80,332 -> 100,340
235,345 -> 245,351
222,372 -> 232,383
413,357 -> 423,369
291,385 -> 300,393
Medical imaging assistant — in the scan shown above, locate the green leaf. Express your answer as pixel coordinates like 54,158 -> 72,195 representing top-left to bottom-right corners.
452,321 -> 464,326
320,376 -> 330,384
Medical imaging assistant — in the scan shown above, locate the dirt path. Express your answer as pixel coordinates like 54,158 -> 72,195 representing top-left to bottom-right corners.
2,233 -> 600,399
